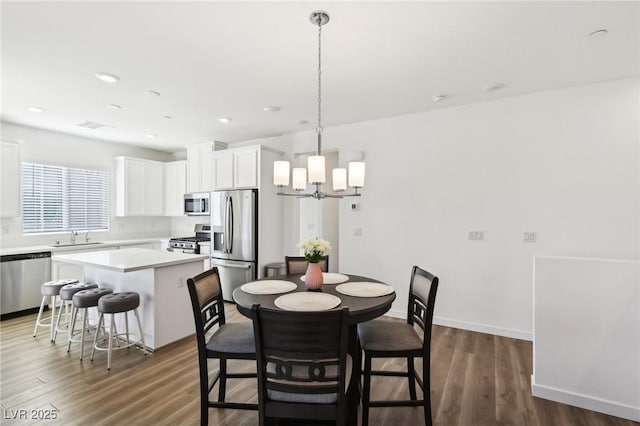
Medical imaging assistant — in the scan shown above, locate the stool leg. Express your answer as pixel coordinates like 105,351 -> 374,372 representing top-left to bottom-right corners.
67,306 -> 79,352
125,312 -> 130,345
53,300 -> 66,343
108,314 -> 114,370
80,308 -> 89,360
91,313 -> 103,362
50,295 -> 57,342
33,296 -> 47,337
134,308 -> 147,354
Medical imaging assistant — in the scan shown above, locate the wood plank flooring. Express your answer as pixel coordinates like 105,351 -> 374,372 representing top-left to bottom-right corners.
0,304 -> 636,425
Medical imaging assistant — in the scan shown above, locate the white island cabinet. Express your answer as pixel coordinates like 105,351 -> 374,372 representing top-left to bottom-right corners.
53,248 -> 208,350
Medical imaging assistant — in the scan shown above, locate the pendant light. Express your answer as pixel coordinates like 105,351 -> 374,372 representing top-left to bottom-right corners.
273,10 -> 365,200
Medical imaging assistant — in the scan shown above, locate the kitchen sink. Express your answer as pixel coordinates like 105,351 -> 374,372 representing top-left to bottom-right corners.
50,242 -> 104,247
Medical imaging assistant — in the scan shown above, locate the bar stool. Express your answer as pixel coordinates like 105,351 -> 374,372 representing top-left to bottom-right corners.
91,292 -> 147,370
52,282 -> 99,343
33,279 -> 79,341
68,288 -> 113,359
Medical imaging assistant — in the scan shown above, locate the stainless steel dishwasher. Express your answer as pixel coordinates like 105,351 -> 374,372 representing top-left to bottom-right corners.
1,251 -> 51,319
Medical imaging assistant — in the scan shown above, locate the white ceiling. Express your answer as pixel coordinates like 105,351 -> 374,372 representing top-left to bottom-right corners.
2,1 -> 638,153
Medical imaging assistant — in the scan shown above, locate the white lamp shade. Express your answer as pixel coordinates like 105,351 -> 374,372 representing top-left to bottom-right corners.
308,155 -> 326,183
332,168 -> 347,191
273,161 -> 290,186
292,168 -> 307,190
348,162 -> 365,188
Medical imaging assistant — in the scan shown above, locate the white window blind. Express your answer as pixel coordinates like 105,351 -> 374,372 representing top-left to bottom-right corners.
22,163 -> 109,233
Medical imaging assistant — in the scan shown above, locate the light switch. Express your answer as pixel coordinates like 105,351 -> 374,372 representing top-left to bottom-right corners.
524,232 -> 537,242
350,202 -> 360,211
354,228 -> 362,236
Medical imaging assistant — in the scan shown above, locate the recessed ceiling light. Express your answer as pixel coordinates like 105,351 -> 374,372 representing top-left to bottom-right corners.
107,104 -> 122,109
432,95 -> 446,103
26,106 -> 45,113
589,29 -> 608,39
263,106 -> 281,113
95,72 -> 120,83
145,133 -> 157,138
145,90 -> 160,96
218,117 -> 232,124
483,83 -> 505,92
296,119 -> 309,125
163,115 -> 171,119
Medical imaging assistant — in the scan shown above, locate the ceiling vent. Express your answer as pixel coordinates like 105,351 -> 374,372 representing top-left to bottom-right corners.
76,121 -> 115,130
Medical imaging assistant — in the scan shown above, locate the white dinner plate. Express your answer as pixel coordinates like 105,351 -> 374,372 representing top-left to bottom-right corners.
241,280 -> 297,295
300,272 -> 349,284
274,292 -> 342,311
335,282 -> 395,298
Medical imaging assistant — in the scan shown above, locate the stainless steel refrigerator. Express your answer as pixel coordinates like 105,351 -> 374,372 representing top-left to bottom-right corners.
210,189 -> 257,301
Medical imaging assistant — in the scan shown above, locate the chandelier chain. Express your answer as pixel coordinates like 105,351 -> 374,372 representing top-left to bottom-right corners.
316,19 -> 323,135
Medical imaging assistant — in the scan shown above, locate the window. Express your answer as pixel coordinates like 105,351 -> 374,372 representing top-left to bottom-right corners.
22,162 -> 109,233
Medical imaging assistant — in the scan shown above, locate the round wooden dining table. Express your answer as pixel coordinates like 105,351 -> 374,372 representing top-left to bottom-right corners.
232,273 -> 396,323
232,273 -> 397,424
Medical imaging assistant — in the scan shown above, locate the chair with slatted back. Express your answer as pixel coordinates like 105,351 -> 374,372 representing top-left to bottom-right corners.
186,267 -> 257,426
251,304 -> 350,426
357,265 -> 439,426
284,256 -> 329,275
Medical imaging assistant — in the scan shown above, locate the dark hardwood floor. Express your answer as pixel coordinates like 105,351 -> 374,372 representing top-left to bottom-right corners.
0,303 -> 636,425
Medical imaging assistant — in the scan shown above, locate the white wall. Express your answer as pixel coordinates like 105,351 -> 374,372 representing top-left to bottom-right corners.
238,77 -> 640,339
533,256 -> 640,421
0,122 -> 175,247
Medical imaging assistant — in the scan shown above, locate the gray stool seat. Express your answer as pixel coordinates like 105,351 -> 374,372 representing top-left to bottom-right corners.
60,282 -> 98,300
98,292 -> 140,314
41,279 -> 79,296
73,288 -> 113,308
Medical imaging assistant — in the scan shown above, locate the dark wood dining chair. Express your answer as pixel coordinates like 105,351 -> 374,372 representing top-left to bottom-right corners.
186,268 -> 257,426
284,255 -> 329,275
357,265 -> 439,426
250,304 -> 350,426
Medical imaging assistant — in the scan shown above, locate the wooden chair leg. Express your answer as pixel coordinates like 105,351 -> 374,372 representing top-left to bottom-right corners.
362,354 -> 372,426
408,356 -> 417,400
423,356 -> 432,426
218,358 -> 227,402
199,355 -> 209,426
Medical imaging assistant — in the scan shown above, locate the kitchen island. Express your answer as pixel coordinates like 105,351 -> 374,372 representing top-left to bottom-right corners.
54,248 -> 208,350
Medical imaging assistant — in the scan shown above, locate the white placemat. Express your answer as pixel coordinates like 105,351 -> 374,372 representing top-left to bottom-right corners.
241,280 -> 297,295
274,292 -> 342,311
335,282 -> 395,298
300,272 -> 349,284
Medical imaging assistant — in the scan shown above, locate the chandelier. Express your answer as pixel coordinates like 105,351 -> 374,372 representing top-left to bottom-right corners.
273,11 -> 365,200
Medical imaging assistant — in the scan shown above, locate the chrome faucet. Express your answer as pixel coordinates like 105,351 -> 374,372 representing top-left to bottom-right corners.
85,230 -> 91,243
70,230 -> 78,244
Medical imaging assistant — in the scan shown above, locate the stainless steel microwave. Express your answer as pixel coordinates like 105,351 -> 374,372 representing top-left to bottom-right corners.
184,193 -> 210,216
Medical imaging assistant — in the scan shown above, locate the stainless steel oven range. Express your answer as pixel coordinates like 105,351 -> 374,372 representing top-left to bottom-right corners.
167,224 -> 211,254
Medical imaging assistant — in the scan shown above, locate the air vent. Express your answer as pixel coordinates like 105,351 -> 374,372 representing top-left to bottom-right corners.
76,121 -> 114,130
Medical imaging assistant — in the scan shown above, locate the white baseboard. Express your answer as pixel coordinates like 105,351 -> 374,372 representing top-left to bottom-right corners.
531,377 -> 640,422
385,309 -> 532,341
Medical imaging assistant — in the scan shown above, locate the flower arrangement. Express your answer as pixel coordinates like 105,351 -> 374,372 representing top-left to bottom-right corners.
298,237 -> 331,263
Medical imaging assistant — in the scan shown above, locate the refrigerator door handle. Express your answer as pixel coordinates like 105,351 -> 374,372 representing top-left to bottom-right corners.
224,195 -> 231,254
213,261 -> 251,269
228,196 -> 234,254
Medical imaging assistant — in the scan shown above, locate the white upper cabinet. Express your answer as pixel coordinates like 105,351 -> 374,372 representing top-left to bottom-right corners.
212,150 -> 234,189
0,141 -> 21,217
164,160 -> 186,216
187,143 -> 214,193
212,146 -> 258,190
234,148 -> 258,188
115,157 -> 164,217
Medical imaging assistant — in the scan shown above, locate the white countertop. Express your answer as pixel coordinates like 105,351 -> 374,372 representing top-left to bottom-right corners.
0,237 -> 170,256
53,248 -> 208,273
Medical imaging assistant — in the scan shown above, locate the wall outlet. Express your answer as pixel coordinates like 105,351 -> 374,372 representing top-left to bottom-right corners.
178,277 -> 187,288
524,232 -> 537,242
354,228 -> 363,236
468,231 -> 484,241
